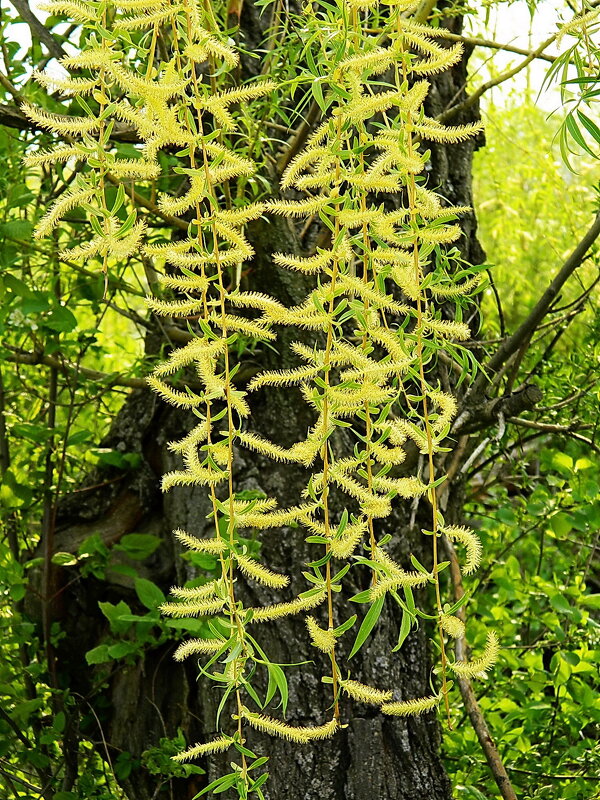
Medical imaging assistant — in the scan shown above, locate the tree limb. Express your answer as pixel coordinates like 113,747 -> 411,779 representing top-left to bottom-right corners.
446,540 -> 518,800
8,0 -> 67,62
0,102 -> 141,142
277,99 -> 321,174
457,211 -> 600,420
437,31 -> 559,64
4,343 -> 259,389
4,349 -> 148,389
440,32 -> 558,122
485,211 -> 600,378
456,384 -> 543,435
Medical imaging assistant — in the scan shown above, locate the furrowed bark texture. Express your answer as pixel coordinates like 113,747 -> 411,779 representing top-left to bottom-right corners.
41,11 -> 485,800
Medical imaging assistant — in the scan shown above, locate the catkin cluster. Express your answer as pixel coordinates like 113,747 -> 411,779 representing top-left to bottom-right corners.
25,0 -> 499,794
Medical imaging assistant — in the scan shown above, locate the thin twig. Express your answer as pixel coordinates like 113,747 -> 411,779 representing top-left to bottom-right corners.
446,540 -> 518,800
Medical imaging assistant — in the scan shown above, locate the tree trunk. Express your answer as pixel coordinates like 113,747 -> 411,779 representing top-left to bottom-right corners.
43,10 -> 484,800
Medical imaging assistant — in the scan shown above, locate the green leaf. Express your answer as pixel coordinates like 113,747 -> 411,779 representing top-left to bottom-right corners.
117,533 -> 162,560
393,608 -> 412,652
99,600 -> 132,634
349,595 -> 385,659
43,305 -> 78,333
333,614 -> 356,635
265,663 -> 288,713
349,589 -> 372,603
311,79 -> 326,112
51,552 -> 78,567
196,772 -> 237,797
134,578 -> 166,610
580,593 -> 600,610
248,756 -> 268,771
85,644 -> 111,665
576,109 -> 600,146
108,641 -> 139,659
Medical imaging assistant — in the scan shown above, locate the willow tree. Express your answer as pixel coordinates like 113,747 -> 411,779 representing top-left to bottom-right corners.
2,1 -> 599,799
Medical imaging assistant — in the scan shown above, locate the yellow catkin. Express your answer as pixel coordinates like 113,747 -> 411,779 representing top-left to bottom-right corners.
381,694 -> 441,716
442,525 -> 482,575
242,710 -> 337,742
306,616 -> 336,652
440,614 -> 466,639
171,736 -> 232,762
248,590 -> 327,622
173,638 -> 224,661
160,598 -> 225,618
341,679 -> 393,704
450,631 -> 499,679
169,582 -> 217,601
236,554 -> 289,588
369,572 -> 429,601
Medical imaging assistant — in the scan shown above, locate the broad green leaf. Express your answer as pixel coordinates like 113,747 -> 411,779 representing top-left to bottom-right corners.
134,577 -> 166,610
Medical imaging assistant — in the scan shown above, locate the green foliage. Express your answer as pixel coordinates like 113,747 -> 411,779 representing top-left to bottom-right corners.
445,442 -> 600,799
474,98 -> 600,333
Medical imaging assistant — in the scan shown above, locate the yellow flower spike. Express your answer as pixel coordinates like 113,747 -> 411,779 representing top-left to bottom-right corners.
34,187 -> 96,239
145,377 -> 203,410
266,195 -> 333,217
440,614 -> 466,640
381,694 -> 441,717
340,680 -> 393,705
172,530 -> 227,554
369,572 -> 429,601
160,598 -> 225,618
248,590 -> 328,623
241,709 -> 337,743
450,632 -> 500,679
306,616 -> 337,653
119,6 -> 181,30
171,736 -> 232,762
39,0 -> 96,22
173,638 -> 225,661
169,582 -> 218,601
236,555 -> 290,589
442,525 -> 482,575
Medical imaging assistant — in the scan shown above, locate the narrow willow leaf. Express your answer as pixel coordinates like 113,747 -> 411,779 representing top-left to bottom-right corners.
348,595 -> 385,659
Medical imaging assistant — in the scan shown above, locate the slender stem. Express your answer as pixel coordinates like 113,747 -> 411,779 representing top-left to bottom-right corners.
320,113 -> 345,722
181,0 -> 248,778
398,32 -> 452,726
352,7 -> 379,580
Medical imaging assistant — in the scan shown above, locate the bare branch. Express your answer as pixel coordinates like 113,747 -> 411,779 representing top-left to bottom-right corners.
456,384 -> 543,435
0,102 -> 140,142
438,31 -> 559,64
277,99 -> 321,174
446,540 -> 518,800
457,211 -> 600,420
8,0 -> 66,61
484,211 -> 600,378
440,32 -> 558,122
4,348 -> 148,389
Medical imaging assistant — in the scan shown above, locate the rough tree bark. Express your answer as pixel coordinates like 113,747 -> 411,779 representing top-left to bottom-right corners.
41,9 -> 487,800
